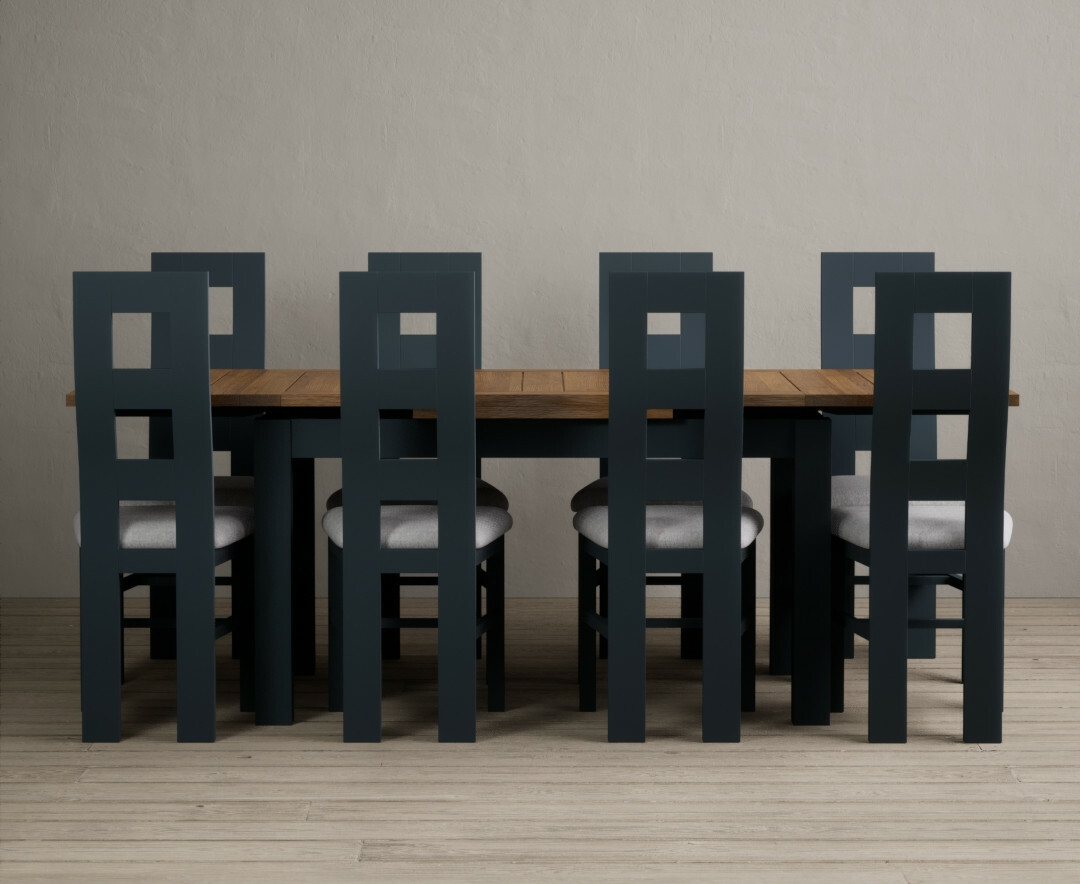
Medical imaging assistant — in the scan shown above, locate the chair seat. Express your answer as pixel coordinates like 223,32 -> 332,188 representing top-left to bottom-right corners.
831,504 -> 1014,550
573,504 -> 764,551
322,504 -> 512,551
831,474 -> 870,507
325,477 -> 509,511
570,477 -> 753,512
74,504 -> 254,550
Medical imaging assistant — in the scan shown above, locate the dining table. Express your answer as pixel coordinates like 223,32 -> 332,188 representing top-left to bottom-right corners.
227,366 -> 869,740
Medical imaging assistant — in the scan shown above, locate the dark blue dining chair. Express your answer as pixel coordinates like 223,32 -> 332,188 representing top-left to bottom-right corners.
574,271 -> 762,742
572,253 -> 755,664
829,271 -> 1012,742
821,251 -> 943,661
73,271 -> 254,742
324,270 -> 511,741
325,252 -> 509,665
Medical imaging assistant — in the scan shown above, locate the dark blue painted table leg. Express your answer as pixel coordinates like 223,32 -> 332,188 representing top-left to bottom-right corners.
254,417 -> 294,725
791,419 -> 832,726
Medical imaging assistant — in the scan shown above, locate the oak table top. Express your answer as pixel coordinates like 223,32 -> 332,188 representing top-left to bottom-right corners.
65,368 -> 1020,417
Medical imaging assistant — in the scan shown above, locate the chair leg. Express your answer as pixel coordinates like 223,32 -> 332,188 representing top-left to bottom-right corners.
868,563 -> 908,744
382,574 -> 400,661
174,555 -> 217,743
485,547 -> 505,713
598,563 -> 608,660
118,583 -> 126,686
702,560 -> 741,743
740,545 -> 756,713
907,580 -> 937,658
233,538 -> 255,713
830,538 -> 847,714
149,583 -> 177,659
342,539 -> 383,742
476,566 -> 484,661
962,554 -> 1004,743
82,555 -> 123,742
577,536 -> 597,713
328,541 -> 343,713
843,578 -> 855,659
681,573 -> 703,660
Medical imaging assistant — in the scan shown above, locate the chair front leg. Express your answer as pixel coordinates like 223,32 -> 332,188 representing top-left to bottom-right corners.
962,553 -> 1004,743
327,541 -> 343,713
598,562 -> 608,660
382,573 -> 401,661
233,537 -> 255,713
149,583 -> 177,659
485,544 -> 505,713
867,562 -> 909,744
907,580 -> 937,659
681,573 -> 703,660
81,554 -> 123,742
741,544 -> 756,713
577,535 -> 597,713
175,555 -> 218,743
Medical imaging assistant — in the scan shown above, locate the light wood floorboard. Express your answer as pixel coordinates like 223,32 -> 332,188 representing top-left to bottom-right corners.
1,597 -> 1078,882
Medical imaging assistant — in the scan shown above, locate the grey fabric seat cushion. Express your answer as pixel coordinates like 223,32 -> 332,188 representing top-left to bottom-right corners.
831,474 -> 870,508
573,504 -> 764,551
73,504 -> 254,550
325,478 -> 509,511
322,504 -> 512,550
831,504 -> 1014,550
570,476 -> 753,512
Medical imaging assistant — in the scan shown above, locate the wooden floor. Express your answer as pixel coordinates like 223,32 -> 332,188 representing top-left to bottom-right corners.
1,597 -> 1078,882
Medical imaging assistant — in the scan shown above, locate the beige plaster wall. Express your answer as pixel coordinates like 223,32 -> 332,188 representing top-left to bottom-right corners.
2,0 -> 1077,598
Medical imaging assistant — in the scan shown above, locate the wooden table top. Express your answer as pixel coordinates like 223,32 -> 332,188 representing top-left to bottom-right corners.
65,368 -> 1019,419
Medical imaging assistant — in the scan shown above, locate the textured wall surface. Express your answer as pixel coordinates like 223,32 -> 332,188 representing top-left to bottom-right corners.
2,0 -> 1077,597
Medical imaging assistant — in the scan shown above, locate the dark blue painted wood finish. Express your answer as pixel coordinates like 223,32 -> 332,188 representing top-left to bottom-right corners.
369,253 -> 483,368
74,271 -> 252,742
818,251 -> 939,665
597,253 -> 713,660
583,271 -> 750,742
335,270 -> 503,742
831,271 -> 1011,743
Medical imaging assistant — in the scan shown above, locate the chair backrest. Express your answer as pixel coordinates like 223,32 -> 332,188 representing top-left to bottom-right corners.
150,252 -> 265,368
369,253 -> 482,368
599,253 -> 712,369
73,271 -> 215,570
339,271 -> 476,566
821,252 -> 936,475
870,272 -> 1010,568
607,271 -> 745,561
150,252 -> 265,474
